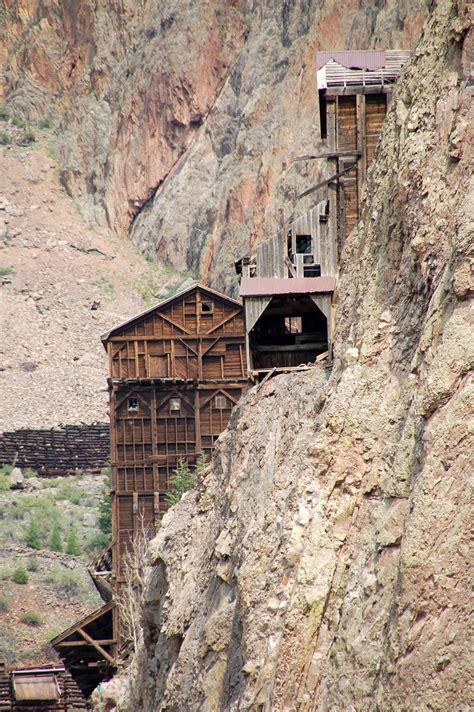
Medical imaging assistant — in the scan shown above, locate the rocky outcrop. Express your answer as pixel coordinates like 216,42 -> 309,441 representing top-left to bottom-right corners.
1,1 -> 430,291
115,1 -> 473,709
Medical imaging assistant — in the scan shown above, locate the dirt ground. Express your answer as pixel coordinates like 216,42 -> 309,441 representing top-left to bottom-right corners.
0,130 -> 187,431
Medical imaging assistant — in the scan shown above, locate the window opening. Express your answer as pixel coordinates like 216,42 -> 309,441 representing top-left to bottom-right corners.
128,398 -> 138,412
214,394 -> 228,409
170,397 -> 181,413
304,264 -> 321,277
295,234 -> 312,254
285,317 -> 302,334
200,301 -> 214,314
319,89 -> 327,139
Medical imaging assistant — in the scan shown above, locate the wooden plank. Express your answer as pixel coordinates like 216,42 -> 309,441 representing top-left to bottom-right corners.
77,628 -> 115,665
298,164 -> 357,200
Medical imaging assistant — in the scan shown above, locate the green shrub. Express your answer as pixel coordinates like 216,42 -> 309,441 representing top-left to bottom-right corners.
12,116 -> 25,128
23,468 -> 37,478
0,566 -> 13,581
38,116 -> 51,129
66,528 -> 80,556
55,480 -> 84,504
0,105 -> 9,120
164,457 -> 196,507
84,531 -> 110,555
0,132 -> 11,145
98,480 -> 112,538
21,610 -> 43,626
43,569 -> 86,598
0,596 -> 9,612
0,473 -> 11,491
49,523 -> 63,552
12,568 -> 28,585
25,518 -> 42,550
0,464 -> 13,475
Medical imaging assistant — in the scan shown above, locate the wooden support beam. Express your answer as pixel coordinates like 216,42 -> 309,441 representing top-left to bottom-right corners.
77,628 -> 115,665
297,163 -> 358,200
57,639 -> 116,647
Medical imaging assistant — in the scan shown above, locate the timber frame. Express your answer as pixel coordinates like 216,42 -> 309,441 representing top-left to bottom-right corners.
52,283 -> 247,691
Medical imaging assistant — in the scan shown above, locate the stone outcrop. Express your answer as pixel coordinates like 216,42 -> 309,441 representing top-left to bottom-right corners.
1,1 -> 430,291
114,1 -> 473,709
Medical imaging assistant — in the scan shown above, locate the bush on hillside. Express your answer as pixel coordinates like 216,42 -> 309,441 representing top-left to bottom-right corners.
12,568 -> 28,585
0,596 -> 9,613
66,528 -> 80,556
21,610 -> 43,626
49,523 -> 63,552
25,518 -> 42,550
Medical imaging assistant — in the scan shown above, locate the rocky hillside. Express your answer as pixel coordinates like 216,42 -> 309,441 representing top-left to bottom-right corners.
0,133 -> 192,431
112,2 -> 472,710
1,0 -> 430,292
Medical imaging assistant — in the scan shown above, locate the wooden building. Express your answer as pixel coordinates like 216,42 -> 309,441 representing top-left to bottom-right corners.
236,201 -> 337,376
316,50 -> 411,238
236,50 -> 410,377
52,283 -> 247,691
0,664 -> 86,711
102,283 -> 247,580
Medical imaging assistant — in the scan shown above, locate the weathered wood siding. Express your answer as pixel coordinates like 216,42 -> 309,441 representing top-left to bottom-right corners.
108,287 -> 246,381
255,233 -> 286,278
105,286 -> 247,580
289,200 -> 336,276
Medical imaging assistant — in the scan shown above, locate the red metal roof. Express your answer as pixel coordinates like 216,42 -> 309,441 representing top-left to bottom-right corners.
239,277 -> 336,297
316,50 -> 386,71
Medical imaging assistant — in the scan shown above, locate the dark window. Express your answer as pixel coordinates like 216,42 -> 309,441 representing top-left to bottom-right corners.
128,398 -> 138,412
304,264 -> 322,277
319,89 -> 327,140
200,302 -> 213,314
296,235 -> 312,254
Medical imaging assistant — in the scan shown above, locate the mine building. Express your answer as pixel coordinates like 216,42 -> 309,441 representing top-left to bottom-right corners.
236,200 -> 337,376
237,50 -> 411,377
316,49 -> 411,238
0,664 -> 86,711
52,283 -> 247,692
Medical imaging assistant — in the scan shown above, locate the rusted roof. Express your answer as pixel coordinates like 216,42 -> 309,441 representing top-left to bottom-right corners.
13,673 -> 59,701
316,50 -> 386,71
100,282 -> 242,344
239,277 -> 336,297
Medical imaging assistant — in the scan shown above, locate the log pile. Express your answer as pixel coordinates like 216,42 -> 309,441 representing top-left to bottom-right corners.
0,423 -> 110,476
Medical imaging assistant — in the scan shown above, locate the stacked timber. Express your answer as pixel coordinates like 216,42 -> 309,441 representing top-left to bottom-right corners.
0,423 -> 109,476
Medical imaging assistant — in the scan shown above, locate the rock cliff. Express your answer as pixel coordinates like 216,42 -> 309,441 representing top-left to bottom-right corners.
1,0 -> 429,291
116,1 -> 473,709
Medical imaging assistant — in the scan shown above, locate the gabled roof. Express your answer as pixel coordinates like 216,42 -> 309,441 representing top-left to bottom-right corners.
101,282 -> 242,344
317,49 -> 412,90
316,50 -> 386,71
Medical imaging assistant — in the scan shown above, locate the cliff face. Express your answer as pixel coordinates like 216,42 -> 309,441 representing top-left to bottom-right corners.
116,1 -> 473,709
1,0 -> 429,291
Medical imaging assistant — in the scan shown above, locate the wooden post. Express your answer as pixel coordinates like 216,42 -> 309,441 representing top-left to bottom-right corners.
194,389 -> 202,454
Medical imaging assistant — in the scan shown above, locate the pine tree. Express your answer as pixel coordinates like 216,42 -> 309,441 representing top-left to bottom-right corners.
66,528 -> 80,556
49,523 -> 63,552
25,517 -> 42,550
164,458 -> 196,507
196,452 -> 209,477
98,480 -> 112,538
